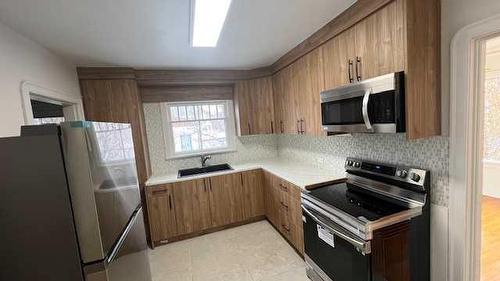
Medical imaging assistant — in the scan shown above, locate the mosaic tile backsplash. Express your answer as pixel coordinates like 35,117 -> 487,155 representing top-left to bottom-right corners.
143,103 -> 279,176
278,134 -> 449,206
144,103 -> 449,206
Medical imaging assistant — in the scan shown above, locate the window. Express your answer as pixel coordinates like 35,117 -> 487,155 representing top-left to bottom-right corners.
92,122 -> 135,164
163,100 -> 236,158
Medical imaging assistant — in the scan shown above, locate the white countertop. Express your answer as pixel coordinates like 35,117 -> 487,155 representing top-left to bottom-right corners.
145,158 -> 346,190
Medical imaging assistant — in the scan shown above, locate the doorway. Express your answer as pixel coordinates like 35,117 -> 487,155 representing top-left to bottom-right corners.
481,35 -> 500,281
20,81 -> 84,125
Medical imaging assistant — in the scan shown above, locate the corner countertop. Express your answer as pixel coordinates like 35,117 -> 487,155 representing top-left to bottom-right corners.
145,158 -> 346,190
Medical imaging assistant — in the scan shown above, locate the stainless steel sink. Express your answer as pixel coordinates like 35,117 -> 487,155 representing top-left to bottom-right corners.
178,164 -> 233,178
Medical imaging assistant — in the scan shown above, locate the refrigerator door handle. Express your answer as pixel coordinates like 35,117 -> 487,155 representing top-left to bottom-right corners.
106,206 -> 142,264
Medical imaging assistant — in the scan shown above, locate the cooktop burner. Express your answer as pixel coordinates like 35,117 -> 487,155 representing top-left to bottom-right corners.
307,182 -> 408,222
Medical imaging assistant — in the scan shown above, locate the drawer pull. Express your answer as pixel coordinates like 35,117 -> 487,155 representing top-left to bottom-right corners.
282,224 -> 290,232
279,184 -> 288,192
152,189 -> 167,195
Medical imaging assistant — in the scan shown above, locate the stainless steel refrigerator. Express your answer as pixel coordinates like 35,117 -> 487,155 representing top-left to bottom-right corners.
0,121 -> 152,281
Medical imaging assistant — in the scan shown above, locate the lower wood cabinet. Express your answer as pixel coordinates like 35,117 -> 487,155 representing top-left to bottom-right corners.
146,185 -> 177,243
263,171 -> 305,255
147,170 -> 265,245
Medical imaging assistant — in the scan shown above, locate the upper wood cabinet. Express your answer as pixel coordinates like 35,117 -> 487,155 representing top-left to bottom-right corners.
276,0 -> 440,139
322,0 -> 405,88
235,77 -> 275,136
79,79 -> 151,184
272,49 -> 325,136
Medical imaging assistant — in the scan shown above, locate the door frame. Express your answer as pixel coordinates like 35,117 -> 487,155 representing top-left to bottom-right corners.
449,13 -> 500,281
20,81 -> 84,124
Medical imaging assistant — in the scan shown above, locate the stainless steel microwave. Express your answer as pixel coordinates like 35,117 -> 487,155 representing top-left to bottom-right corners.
320,72 -> 405,134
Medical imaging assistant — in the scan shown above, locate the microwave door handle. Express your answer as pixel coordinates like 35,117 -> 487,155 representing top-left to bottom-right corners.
362,89 -> 372,131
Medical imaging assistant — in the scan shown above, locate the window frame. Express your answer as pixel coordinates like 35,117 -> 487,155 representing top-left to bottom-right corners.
161,100 -> 236,159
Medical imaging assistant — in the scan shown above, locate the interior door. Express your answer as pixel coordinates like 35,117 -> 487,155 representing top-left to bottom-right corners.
171,179 -> 211,235
208,173 -> 244,227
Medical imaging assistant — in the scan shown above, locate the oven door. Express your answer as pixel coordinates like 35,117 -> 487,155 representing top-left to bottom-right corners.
302,206 -> 372,281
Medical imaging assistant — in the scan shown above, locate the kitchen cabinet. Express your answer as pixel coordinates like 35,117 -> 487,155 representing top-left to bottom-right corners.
235,77 -> 275,135
208,173 -> 245,227
146,185 -> 177,243
353,0 -> 405,81
241,170 -> 265,219
263,172 -> 304,254
79,79 -> 151,185
147,171 -> 267,245
321,28 -> 356,90
272,49 -> 325,136
171,179 -> 211,235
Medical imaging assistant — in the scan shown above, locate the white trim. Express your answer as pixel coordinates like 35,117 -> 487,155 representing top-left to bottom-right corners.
449,13 -> 500,281
160,100 -> 236,159
20,81 -> 84,124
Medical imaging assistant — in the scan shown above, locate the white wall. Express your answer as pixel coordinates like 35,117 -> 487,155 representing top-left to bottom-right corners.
442,0 -> 500,136
0,21 -> 80,137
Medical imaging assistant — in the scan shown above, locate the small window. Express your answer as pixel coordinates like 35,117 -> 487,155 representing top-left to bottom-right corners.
163,101 -> 236,158
92,122 -> 135,165
30,99 -> 65,125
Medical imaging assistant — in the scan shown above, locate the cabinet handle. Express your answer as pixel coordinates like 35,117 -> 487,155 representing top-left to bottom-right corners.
168,194 -> 173,210
152,189 -> 167,196
240,173 -> 244,186
279,183 -> 288,192
248,122 -> 251,135
209,178 -> 212,192
300,119 -> 305,134
203,180 -> 207,192
280,121 -> 284,134
348,59 -> 354,83
282,224 -> 290,232
280,201 -> 289,210
356,56 -> 362,82
296,120 -> 300,134
271,121 -> 274,134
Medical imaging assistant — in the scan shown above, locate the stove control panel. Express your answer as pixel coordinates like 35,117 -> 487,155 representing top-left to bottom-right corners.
345,157 -> 429,190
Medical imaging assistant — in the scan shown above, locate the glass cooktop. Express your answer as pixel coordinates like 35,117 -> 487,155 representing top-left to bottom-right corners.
306,182 -> 408,222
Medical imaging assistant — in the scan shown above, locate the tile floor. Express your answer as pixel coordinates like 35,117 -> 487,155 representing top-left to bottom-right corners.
149,220 -> 309,281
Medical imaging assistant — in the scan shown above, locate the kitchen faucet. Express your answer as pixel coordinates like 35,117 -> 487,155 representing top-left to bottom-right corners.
201,155 -> 211,167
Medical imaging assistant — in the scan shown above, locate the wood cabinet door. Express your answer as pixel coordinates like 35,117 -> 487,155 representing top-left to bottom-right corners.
354,0 -> 405,81
147,185 -> 177,242
235,77 -> 275,135
264,172 -> 281,228
171,179 -> 211,235
208,173 -> 244,227
241,170 -> 265,219
292,48 -> 325,136
288,185 -> 304,255
80,79 -> 150,185
322,28 -> 356,90
273,66 -> 300,135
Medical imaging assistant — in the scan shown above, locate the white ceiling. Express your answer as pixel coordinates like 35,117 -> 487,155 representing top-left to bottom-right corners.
0,0 -> 356,69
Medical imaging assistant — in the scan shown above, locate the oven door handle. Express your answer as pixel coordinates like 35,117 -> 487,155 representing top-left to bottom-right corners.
302,205 -> 371,255
362,89 -> 373,131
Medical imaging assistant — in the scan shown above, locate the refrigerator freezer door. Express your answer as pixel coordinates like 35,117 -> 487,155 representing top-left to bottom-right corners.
85,208 -> 152,281
0,133 -> 84,281
60,121 -> 141,264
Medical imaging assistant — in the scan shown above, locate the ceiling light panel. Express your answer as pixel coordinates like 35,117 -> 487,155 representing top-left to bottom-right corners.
191,0 -> 232,47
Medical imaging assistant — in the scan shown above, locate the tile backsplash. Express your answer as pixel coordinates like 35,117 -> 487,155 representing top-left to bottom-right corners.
278,134 -> 449,206
144,103 -> 449,206
143,103 -> 278,176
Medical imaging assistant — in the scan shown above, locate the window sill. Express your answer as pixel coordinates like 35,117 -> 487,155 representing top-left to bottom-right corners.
165,149 -> 237,160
